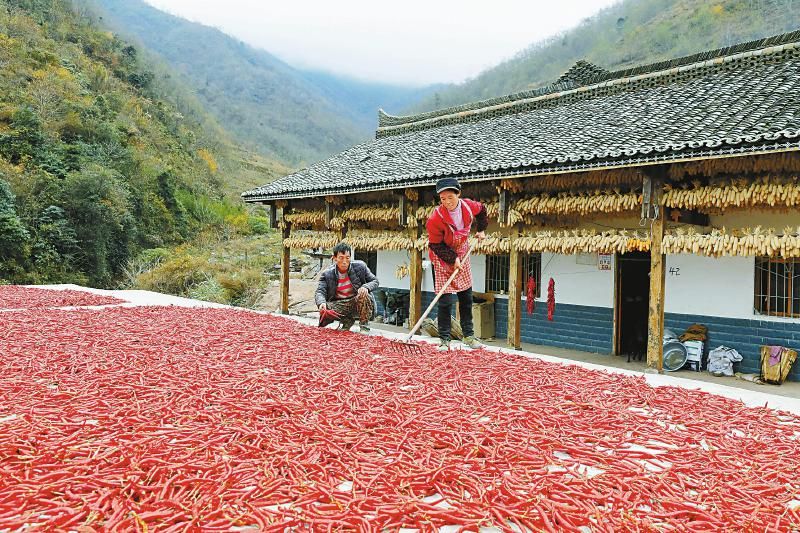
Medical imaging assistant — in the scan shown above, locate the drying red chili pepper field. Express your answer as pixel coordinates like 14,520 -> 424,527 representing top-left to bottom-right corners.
2,291 -> 800,531
0,285 -> 124,310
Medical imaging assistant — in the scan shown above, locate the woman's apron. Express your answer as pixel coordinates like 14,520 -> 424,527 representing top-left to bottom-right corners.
431,208 -> 473,294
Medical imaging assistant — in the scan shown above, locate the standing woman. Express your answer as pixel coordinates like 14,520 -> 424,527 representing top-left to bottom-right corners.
426,177 -> 488,351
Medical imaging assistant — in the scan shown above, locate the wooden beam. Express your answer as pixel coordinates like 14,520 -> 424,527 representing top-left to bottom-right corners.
280,205 -> 292,315
645,167 -> 666,372
268,203 -> 276,229
507,226 -> 522,349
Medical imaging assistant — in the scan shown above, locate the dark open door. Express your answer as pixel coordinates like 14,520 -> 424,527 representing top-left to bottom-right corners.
615,252 -> 651,360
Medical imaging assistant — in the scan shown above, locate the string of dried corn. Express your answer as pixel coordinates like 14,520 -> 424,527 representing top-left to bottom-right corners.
515,191 -> 640,216
515,229 -> 650,255
283,232 -> 340,249
340,205 -> 400,223
284,210 -> 325,226
521,168 -> 642,193
469,233 -> 511,255
344,232 -> 414,251
664,180 -> 800,209
669,152 -> 800,179
663,226 -> 800,257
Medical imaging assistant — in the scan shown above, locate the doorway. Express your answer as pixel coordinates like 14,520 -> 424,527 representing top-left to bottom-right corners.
616,252 -> 650,360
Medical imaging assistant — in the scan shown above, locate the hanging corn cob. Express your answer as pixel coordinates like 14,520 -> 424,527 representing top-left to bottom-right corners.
416,205 -> 436,221
498,178 -> 524,193
404,189 -> 419,202
395,263 -> 410,279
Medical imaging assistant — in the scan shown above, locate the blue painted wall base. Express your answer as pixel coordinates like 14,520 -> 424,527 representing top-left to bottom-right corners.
378,290 -> 800,381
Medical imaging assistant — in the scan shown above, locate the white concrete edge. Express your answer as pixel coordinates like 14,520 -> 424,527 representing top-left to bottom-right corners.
19,285 -> 800,416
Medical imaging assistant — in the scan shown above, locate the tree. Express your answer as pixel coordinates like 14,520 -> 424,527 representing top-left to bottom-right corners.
0,179 -> 30,280
60,166 -> 135,286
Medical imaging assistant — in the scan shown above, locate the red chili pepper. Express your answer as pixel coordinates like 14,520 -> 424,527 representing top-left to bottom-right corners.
547,278 -> 556,321
526,275 -> 536,315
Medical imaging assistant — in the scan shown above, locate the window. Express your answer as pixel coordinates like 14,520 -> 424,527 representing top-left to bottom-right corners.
755,257 -> 800,317
356,250 -> 378,275
485,253 -> 541,296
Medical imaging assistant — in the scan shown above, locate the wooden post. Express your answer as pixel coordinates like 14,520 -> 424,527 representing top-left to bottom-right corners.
280,205 -> 292,315
645,167 -> 666,372
398,194 -> 408,227
325,202 -> 333,229
268,203 -> 276,229
507,225 -> 522,349
499,189 -> 510,226
408,234 -> 423,331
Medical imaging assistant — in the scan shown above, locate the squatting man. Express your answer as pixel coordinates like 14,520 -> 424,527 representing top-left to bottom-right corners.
315,242 -> 379,332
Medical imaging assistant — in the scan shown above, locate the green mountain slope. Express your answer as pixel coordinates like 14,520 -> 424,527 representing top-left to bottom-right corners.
88,0 -> 437,167
0,0 -> 269,286
412,0 -> 800,112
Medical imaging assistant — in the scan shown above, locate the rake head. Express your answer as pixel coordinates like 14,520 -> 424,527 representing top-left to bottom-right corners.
390,339 -> 423,357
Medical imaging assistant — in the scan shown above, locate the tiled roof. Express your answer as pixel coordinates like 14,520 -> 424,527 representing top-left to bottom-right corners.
243,32 -> 800,202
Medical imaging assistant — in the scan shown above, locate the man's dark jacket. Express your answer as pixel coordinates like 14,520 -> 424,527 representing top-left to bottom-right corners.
315,260 -> 379,313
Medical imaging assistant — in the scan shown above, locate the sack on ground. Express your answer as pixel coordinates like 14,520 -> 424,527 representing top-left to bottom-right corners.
760,345 -> 798,385
707,346 -> 742,377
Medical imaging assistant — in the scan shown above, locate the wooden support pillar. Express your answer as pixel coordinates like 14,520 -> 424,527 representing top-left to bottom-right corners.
325,202 -> 333,229
268,203 -> 276,229
645,167 -> 666,372
398,194 -> 408,227
408,232 -> 423,331
279,205 -> 292,315
409,191 -> 426,330
498,189 -> 510,226
507,226 -> 522,349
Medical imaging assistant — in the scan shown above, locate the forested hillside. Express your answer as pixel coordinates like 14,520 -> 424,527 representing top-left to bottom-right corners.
0,0 -> 271,287
86,0 -> 437,167
413,0 -> 800,112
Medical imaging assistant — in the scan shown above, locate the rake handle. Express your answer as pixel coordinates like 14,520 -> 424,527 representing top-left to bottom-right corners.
405,247 -> 471,342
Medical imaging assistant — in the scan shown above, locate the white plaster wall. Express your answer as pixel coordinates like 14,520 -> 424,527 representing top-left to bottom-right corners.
376,250 -> 411,290
665,254 -> 800,324
537,253 -> 615,308
665,255 -> 753,318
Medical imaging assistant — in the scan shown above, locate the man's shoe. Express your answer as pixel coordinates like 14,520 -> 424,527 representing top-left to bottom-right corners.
462,336 -> 484,349
437,339 -> 450,352
339,321 -> 355,331
358,325 -> 371,334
